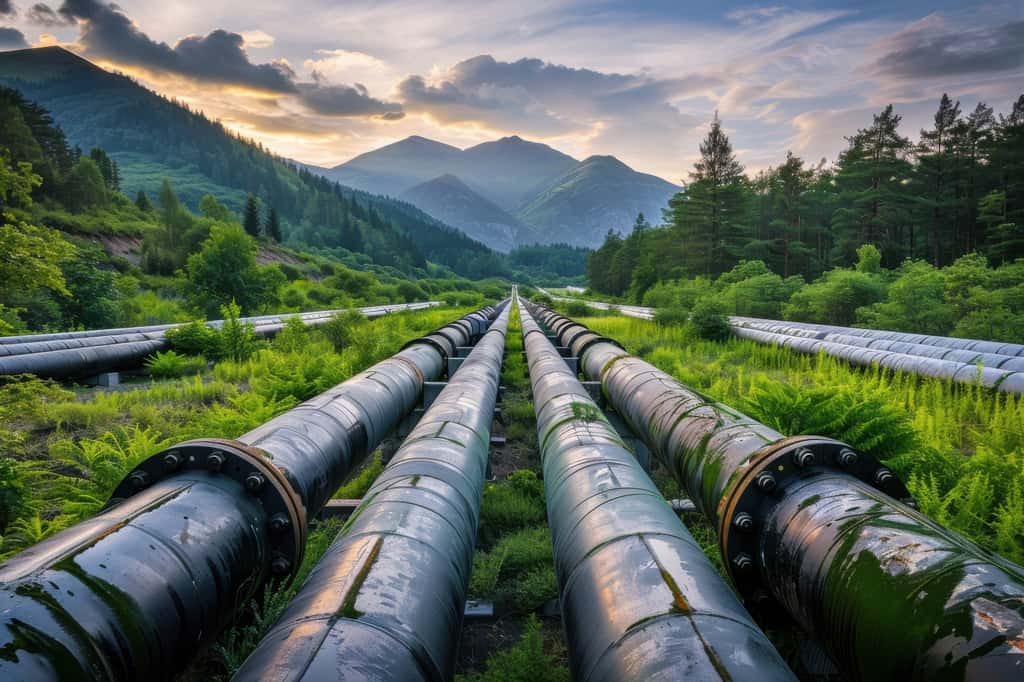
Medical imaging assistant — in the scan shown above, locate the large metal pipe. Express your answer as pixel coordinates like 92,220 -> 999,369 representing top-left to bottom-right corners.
0,303 -> 441,379
731,325 -> 1024,393
0,303 -> 500,681
731,316 -> 1024,358
528,303 -> 1024,681
518,299 -> 794,681
233,301 -> 510,681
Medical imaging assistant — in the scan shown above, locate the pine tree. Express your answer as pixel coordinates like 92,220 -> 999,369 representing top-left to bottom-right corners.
770,152 -> 814,277
668,113 -> 748,276
917,94 -> 963,265
831,105 -> 913,265
242,194 -> 261,238
135,190 -> 153,212
265,206 -> 282,242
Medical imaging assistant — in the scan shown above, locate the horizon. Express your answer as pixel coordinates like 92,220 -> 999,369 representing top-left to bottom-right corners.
0,1 -> 1022,182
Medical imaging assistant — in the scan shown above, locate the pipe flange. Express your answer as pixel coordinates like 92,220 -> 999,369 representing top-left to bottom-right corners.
403,335 -> 449,362
716,435 -> 912,608
107,438 -> 307,583
572,334 -> 624,359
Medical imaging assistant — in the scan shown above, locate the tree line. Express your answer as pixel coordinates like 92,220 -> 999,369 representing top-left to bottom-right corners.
589,94 -> 1024,300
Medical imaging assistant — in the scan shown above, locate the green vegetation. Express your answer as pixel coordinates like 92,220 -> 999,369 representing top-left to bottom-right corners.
587,94 -> 1024,341
456,616 -> 568,682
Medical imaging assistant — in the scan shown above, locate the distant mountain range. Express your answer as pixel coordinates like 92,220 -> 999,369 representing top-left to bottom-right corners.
0,46 -> 504,277
313,135 -> 680,251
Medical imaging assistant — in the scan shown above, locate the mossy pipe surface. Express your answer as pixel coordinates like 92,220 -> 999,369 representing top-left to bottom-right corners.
528,303 -> 1024,681
233,301 -> 510,682
0,303 -> 501,681
519,300 -> 794,682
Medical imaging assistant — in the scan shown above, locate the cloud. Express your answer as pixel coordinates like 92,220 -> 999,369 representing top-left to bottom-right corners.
0,26 -> 27,48
0,0 -> 12,16
872,14 -> 1024,80
297,74 -> 403,118
239,30 -> 274,49
396,54 -> 710,138
27,3 -> 70,26
57,0 -> 297,92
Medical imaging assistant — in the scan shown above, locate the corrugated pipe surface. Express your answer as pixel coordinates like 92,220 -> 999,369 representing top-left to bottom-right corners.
233,301 -> 510,681
519,299 -> 794,681
529,303 -> 1024,681
0,303 -> 498,681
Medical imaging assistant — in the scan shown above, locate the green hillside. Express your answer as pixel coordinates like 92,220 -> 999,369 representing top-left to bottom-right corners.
0,46 -> 504,279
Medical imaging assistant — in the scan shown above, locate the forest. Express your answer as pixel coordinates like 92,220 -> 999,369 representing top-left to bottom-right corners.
586,94 -> 1024,341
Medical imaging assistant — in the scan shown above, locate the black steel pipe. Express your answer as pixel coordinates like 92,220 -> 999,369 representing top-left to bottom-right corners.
528,302 -> 1024,681
519,299 -> 794,681
0,303 -> 441,379
233,302 -> 510,681
0,302 -> 501,681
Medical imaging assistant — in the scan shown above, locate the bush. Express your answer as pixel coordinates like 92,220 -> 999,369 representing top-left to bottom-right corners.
688,298 -> 731,340
218,301 -> 257,362
144,350 -> 206,378
654,306 -> 689,326
165,320 -> 222,357
783,268 -> 885,325
319,310 -> 367,353
562,300 -> 589,317
273,316 -> 309,353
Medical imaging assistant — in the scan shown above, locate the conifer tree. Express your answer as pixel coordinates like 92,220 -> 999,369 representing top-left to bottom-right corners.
135,190 -> 153,212
265,206 -> 282,242
242,193 -> 261,238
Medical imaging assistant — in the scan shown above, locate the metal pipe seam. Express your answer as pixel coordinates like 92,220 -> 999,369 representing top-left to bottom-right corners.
0,302 -> 502,681
232,304 -> 510,682
519,299 -> 795,681
529,302 -> 1024,680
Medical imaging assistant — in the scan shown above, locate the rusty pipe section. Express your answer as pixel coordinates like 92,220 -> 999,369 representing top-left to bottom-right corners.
0,302 -> 441,379
0,303 -> 501,681
233,302 -> 510,681
518,299 -> 793,681
526,302 -> 1024,681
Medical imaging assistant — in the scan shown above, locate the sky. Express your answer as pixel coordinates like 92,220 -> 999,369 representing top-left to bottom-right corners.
0,0 -> 1022,182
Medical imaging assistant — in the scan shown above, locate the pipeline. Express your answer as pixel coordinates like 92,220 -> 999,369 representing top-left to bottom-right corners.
0,303 -> 440,379
533,291 -> 1024,393
233,301 -> 510,681
0,303 -> 499,681
528,302 -> 1024,681
518,298 -> 794,681
729,320 -> 1024,393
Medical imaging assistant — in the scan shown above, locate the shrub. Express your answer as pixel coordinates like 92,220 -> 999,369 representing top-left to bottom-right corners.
273,316 -> 309,353
144,350 -> 206,378
783,268 -> 885,325
165,320 -> 222,357
562,300 -> 589,317
655,306 -> 689,326
688,298 -> 731,340
0,458 -> 28,533
319,310 -> 367,353
218,301 -> 257,362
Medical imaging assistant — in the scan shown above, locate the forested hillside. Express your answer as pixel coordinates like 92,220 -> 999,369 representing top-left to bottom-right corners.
0,46 -> 505,279
586,94 -> 1024,342
0,84 -> 509,335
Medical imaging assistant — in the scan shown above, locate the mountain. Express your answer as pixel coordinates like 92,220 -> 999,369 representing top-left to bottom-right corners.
459,136 -> 577,209
322,134 -> 679,250
401,174 -> 537,253
0,46 -> 504,278
518,155 -> 679,248
330,135 -> 465,199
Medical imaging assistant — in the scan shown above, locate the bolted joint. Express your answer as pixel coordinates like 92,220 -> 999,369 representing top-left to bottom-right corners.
732,512 -> 754,533
128,470 -> 149,489
206,452 -> 225,473
732,552 -> 754,573
838,448 -> 858,468
162,452 -> 181,472
755,471 -> 777,493
245,473 -> 265,494
792,448 -> 816,468
270,555 -> 291,576
874,467 -> 894,487
269,513 -> 291,532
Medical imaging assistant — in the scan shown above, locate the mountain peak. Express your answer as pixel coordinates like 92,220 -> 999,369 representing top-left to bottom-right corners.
0,46 -> 106,80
